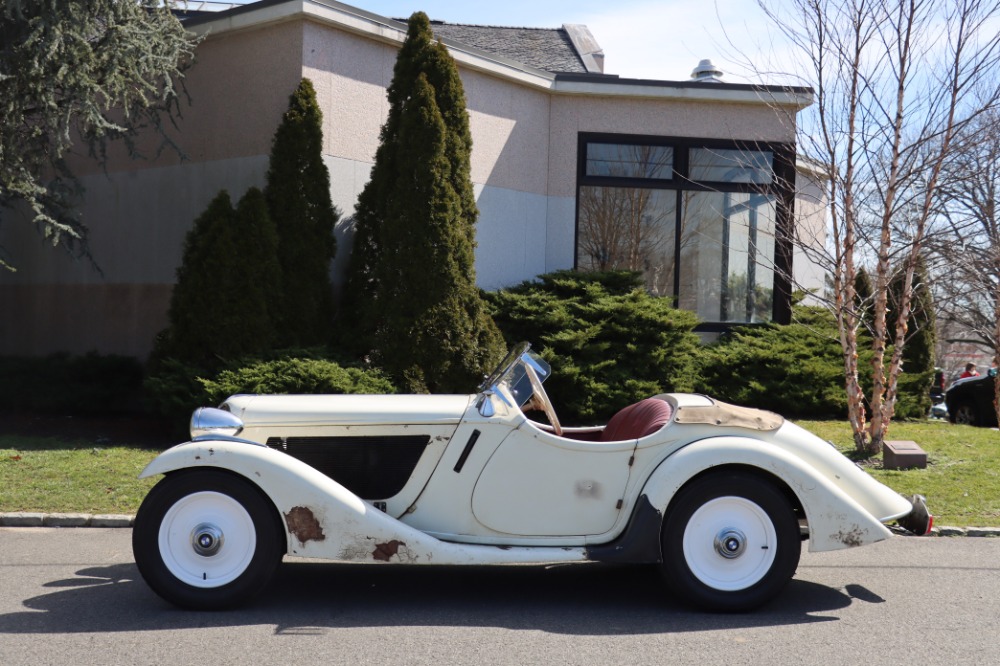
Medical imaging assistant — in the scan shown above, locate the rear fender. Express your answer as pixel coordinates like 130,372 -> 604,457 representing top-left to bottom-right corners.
140,440 -> 588,566
640,437 -> 905,552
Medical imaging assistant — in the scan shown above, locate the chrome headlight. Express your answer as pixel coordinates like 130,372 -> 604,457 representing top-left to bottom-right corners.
190,406 -> 244,439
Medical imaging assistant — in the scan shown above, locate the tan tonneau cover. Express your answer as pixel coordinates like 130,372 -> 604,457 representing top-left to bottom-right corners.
673,398 -> 784,431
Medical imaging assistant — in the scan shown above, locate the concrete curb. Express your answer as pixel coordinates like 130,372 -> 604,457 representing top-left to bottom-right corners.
1,512 -> 1000,536
0,513 -> 134,528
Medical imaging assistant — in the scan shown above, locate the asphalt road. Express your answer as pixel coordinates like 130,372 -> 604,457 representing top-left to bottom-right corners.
1,528 -> 998,666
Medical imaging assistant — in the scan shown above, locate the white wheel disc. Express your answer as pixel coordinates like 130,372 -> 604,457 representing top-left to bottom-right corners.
158,491 -> 257,589
682,496 -> 778,591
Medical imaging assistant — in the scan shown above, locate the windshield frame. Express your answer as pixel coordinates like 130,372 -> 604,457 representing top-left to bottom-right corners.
478,342 -> 552,408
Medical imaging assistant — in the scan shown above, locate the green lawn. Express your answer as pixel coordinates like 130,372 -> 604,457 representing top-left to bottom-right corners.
1,419 -> 997,527
0,435 -> 158,514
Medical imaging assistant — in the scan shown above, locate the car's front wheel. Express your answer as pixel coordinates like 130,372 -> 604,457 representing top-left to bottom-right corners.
132,469 -> 285,609
950,402 -> 979,426
660,471 -> 800,612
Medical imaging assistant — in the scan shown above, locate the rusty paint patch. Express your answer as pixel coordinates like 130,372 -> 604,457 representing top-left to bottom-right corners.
285,506 -> 326,544
373,540 -> 406,561
834,527 -> 865,547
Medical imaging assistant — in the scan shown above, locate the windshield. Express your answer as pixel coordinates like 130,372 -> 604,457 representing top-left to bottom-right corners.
479,342 -> 552,407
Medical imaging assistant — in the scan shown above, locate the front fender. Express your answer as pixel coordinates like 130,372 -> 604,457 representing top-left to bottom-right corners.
640,436 -> 911,552
141,440 -> 376,558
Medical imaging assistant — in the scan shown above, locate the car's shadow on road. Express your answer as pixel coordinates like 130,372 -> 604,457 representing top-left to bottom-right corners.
0,559 -> 869,635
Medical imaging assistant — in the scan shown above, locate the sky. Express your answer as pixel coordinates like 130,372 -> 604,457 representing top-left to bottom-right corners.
221,0 -> 802,84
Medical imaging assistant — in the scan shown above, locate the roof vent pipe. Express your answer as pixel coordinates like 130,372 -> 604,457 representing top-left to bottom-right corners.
691,59 -> 723,82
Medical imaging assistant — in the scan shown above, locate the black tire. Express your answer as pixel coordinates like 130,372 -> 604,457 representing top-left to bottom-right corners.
132,469 -> 285,610
950,402 -> 979,426
660,471 -> 801,612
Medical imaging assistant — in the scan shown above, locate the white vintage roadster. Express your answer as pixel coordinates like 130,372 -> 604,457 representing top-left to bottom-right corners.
132,343 -> 923,612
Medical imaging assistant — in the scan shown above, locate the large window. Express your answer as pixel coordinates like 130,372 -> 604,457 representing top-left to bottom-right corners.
575,135 -> 793,328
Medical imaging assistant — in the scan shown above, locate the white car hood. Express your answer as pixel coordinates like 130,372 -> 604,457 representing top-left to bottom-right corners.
222,393 -> 475,427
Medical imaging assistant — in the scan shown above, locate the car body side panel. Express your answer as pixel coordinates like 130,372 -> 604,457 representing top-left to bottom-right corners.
471,421 -> 634,536
139,440 -> 588,566
638,436 -> 910,552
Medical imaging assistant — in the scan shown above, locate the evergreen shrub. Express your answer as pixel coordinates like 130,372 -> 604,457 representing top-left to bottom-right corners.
894,369 -> 935,419
696,306 -> 875,419
698,303 -> 933,420
486,270 -> 701,424
143,357 -> 211,425
146,352 -> 397,427
0,352 -> 144,415
888,260 -> 936,419
200,357 -> 396,405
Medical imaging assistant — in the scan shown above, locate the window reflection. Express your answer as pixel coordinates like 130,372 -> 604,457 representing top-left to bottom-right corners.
585,143 -> 673,180
689,148 -> 773,184
576,138 -> 784,325
678,192 -> 775,323
577,186 -> 676,298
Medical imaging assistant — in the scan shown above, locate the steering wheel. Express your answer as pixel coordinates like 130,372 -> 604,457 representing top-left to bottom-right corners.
525,364 -> 563,436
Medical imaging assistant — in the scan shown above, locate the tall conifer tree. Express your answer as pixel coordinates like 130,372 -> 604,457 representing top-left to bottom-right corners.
343,12 -> 503,392
890,259 -> 936,374
155,188 -> 280,369
265,79 -> 339,347
854,267 -> 874,333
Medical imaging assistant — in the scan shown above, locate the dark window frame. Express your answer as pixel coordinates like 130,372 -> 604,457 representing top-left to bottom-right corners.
574,132 -> 795,330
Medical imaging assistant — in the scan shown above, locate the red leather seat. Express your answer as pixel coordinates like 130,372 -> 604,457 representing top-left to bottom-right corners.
600,398 -> 673,442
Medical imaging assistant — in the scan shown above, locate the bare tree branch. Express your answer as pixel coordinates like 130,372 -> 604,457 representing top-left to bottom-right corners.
754,0 -> 1000,453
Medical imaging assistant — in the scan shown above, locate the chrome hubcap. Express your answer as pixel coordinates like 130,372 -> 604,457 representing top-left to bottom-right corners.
714,528 -> 747,559
191,523 -> 224,557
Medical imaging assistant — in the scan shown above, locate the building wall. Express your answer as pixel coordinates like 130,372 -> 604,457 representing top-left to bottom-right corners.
0,22 -> 305,357
0,157 -> 269,357
463,66 -> 553,287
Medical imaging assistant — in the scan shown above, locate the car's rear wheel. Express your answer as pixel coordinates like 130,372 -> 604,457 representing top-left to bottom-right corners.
950,402 -> 979,426
132,469 -> 284,609
660,471 -> 800,612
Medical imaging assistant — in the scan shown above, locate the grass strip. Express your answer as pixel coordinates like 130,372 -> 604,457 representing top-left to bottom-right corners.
0,436 -> 158,514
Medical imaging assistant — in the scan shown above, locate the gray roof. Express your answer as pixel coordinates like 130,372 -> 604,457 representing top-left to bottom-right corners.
427,22 -> 589,74
180,2 -> 605,75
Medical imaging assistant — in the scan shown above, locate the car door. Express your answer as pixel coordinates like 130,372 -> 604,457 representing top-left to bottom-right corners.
470,422 -> 635,537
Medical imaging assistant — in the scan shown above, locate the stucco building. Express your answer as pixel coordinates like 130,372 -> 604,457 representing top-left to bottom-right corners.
0,0 -> 821,358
